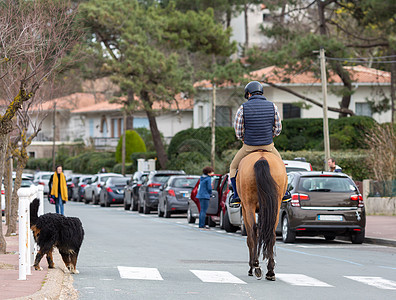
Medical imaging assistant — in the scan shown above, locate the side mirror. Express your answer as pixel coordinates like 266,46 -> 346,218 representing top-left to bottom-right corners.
126,180 -> 130,185
159,186 -> 164,191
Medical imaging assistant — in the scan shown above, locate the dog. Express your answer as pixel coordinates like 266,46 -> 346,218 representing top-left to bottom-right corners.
30,199 -> 84,274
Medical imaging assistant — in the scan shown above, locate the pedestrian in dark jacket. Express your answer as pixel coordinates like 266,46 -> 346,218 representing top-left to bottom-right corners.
196,166 -> 214,229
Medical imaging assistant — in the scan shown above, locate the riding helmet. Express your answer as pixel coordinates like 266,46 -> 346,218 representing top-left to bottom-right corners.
244,81 -> 264,99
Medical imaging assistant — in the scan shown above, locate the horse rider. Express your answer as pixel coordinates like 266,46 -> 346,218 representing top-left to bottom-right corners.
229,80 -> 290,207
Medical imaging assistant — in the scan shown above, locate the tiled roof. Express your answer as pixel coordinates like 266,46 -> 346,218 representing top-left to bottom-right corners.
194,65 -> 390,88
39,93 -> 106,111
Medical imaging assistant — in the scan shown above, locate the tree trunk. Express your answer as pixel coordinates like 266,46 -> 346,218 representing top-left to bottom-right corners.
390,49 -> 396,124
244,3 -> 249,53
0,133 -> 9,253
141,92 -> 168,169
6,158 -> 27,236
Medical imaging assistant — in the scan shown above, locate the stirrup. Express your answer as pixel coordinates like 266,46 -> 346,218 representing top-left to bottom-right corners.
282,191 -> 291,200
229,197 -> 241,207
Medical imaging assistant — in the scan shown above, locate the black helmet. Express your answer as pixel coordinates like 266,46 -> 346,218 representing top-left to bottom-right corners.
244,81 -> 263,99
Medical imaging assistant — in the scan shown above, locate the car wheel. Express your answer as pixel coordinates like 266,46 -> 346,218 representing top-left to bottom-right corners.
351,229 -> 365,244
240,215 -> 247,236
131,195 -> 138,211
324,234 -> 336,241
282,215 -> 296,243
143,199 -> 150,214
105,194 -> 110,207
219,209 -> 224,229
84,197 -> 90,205
157,205 -> 164,217
223,208 -> 238,233
138,198 -> 143,213
93,193 -> 98,205
124,197 -> 131,210
187,205 -> 195,224
164,201 -> 171,218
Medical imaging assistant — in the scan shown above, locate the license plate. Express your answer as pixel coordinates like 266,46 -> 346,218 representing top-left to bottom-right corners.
318,215 -> 343,221
182,193 -> 190,198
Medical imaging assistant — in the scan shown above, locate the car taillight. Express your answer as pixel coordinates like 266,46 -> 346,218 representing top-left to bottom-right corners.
137,184 -> 142,187
106,187 -> 113,193
97,184 -> 101,188
1,190 -> 4,195
168,189 -> 176,197
81,184 -> 86,188
148,183 -> 161,188
351,194 -> 364,208
309,164 -> 313,171
291,193 -> 309,207
38,182 -> 45,185
71,183 -> 75,188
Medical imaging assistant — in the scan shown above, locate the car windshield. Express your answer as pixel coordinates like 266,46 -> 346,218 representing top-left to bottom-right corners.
42,174 -> 51,180
153,175 -> 173,183
299,176 -> 357,193
111,178 -> 128,185
286,167 -> 310,173
172,177 -> 198,188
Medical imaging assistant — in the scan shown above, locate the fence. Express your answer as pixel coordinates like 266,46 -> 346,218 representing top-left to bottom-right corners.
368,180 -> 396,197
17,184 -> 44,280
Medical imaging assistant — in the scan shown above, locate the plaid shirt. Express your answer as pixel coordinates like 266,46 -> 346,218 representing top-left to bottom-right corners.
234,102 -> 282,141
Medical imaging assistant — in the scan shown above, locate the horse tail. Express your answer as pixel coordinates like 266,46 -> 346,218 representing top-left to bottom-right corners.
254,158 -> 279,260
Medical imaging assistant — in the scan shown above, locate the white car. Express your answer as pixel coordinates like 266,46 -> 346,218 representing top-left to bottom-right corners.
33,171 -> 53,194
221,159 -> 313,235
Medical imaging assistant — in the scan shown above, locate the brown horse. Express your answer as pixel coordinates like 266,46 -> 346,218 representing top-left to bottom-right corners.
237,151 -> 287,280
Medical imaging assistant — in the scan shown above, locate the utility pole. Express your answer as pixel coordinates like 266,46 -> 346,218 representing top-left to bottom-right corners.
52,102 -> 56,171
320,48 -> 331,171
122,110 -> 127,176
211,83 -> 216,169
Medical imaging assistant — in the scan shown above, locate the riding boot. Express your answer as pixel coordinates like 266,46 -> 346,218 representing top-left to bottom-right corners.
230,177 -> 241,207
282,190 -> 291,200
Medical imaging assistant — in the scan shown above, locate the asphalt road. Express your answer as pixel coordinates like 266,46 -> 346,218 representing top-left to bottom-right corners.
54,201 -> 396,300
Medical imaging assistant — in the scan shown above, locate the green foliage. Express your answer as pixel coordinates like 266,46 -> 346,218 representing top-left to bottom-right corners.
26,158 -> 53,171
63,151 -> 116,174
115,130 -> 146,163
274,116 -> 377,151
167,126 -> 241,159
112,163 -> 135,174
134,127 -> 162,152
166,152 -> 210,175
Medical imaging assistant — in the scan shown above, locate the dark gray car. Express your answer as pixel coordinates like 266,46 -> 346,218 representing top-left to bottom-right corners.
277,171 -> 366,244
138,170 -> 185,214
157,175 -> 199,218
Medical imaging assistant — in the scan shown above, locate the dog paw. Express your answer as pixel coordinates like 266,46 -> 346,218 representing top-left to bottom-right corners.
71,269 -> 80,274
35,267 -> 43,271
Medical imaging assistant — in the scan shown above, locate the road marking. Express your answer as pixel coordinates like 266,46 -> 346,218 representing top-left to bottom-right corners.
117,266 -> 163,281
277,274 -> 333,287
344,276 -> 396,290
190,270 -> 246,284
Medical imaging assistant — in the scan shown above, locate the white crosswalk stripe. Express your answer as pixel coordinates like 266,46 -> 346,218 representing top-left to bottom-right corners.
344,276 -> 396,290
117,266 -> 163,281
190,270 -> 247,284
277,273 -> 333,287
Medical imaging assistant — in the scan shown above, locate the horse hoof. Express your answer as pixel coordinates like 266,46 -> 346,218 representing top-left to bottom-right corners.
254,267 -> 262,280
266,275 -> 276,281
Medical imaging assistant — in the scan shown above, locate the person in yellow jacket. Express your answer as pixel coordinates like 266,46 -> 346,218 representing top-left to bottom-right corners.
48,165 -> 68,215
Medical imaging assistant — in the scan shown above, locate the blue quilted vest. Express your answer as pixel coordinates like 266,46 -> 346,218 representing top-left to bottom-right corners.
242,95 -> 274,146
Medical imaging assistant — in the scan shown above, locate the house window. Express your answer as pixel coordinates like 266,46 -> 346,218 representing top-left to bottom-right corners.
216,106 -> 232,127
283,103 -> 301,119
89,119 -> 94,137
28,152 -> 35,158
134,118 -> 149,128
198,105 -> 204,126
100,115 -> 108,137
355,102 -> 372,117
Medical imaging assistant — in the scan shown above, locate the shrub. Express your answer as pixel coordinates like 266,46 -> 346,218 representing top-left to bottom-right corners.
113,163 -> 135,174
115,130 -> 146,163
134,127 -> 164,152
167,152 -> 211,175
26,157 -> 52,171
63,152 -> 116,174
167,127 -> 241,159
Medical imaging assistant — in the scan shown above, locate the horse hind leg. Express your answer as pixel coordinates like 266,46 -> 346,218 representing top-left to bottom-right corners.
244,207 -> 261,279
265,232 -> 276,281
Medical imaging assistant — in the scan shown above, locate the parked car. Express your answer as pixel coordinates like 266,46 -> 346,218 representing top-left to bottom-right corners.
188,173 -> 231,227
157,175 -> 199,218
138,170 -> 185,214
84,173 -> 124,204
1,183 -> 4,216
123,171 -> 150,211
99,177 -> 129,207
283,159 -> 313,172
33,171 -> 53,194
75,175 -> 93,202
67,174 -> 82,201
275,171 -> 366,244
221,159 -> 314,235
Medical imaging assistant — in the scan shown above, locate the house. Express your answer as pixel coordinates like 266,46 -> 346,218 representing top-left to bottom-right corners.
193,65 -> 392,128
27,93 -> 193,158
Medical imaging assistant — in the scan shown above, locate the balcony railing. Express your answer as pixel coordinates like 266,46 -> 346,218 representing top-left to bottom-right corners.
91,137 -> 119,150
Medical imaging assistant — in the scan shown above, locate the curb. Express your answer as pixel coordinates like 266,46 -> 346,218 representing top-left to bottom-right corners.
364,237 -> 396,247
9,249 -> 78,300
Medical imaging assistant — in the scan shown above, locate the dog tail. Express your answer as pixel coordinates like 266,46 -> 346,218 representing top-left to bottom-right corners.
30,198 -> 40,226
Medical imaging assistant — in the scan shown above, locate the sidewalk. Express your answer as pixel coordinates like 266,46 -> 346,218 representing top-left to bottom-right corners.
0,221 -> 77,300
0,215 -> 395,300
